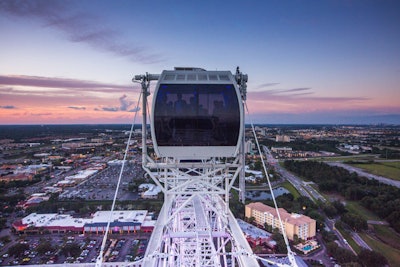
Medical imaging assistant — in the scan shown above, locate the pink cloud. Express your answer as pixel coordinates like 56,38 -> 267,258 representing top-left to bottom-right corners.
0,75 -> 141,109
0,75 -> 134,92
246,87 -> 372,114
0,74 -> 141,124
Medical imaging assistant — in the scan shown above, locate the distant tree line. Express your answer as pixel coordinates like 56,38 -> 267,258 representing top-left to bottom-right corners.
0,124 -> 133,141
283,160 -> 400,232
372,147 -> 400,159
260,139 -> 347,155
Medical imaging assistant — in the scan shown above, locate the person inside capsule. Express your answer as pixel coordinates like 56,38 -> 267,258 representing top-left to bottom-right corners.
154,84 -> 240,147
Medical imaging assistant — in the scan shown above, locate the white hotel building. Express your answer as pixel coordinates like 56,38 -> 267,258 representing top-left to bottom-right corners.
245,202 -> 316,241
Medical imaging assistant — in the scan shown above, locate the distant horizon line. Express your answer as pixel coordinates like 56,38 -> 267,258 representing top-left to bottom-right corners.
0,123 -> 399,126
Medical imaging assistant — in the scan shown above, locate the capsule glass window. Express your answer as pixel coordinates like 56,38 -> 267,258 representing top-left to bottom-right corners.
154,84 -> 240,147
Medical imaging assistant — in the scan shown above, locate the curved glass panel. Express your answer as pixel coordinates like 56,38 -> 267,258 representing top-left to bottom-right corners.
154,84 -> 240,147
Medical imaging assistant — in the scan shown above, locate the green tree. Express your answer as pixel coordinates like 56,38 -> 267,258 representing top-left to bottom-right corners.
341,213 -> 367,232
272,233 -> 287,254
358,249 -> 387,267
332,200 -> 347,214
253,160 -> 262,171
264,223 -> 272,233
61,242 -> 81,258
229,190 -> 244,219
321,229 -> 337,243
293,234 -> 301,245
0,218 -> 6,230
8,243 -> 29,258
323,203 -> 338,218
248,216 -> 255,224
307,210 -> 325,230
0,235 -> 10,244
326,242 -> 358,264
36,239 -> 56,255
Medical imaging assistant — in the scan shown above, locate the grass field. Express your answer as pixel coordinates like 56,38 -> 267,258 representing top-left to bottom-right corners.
360,232 -> 400,267
280,181 -> 301,199
345,201 -> 400,266
315,155 -> 378,162
372,225 -> 400,251
345,201 -> 381,221
349,161 -> 400,181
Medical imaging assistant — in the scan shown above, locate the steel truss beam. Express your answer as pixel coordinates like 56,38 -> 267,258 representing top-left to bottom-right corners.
141,158 -> 260,267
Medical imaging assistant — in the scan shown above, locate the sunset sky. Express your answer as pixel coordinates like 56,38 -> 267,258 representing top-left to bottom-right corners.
1,0 -> 399,124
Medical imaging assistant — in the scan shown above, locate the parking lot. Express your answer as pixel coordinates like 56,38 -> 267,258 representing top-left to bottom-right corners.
0,233 -> 150,265
60,163 -> 145,201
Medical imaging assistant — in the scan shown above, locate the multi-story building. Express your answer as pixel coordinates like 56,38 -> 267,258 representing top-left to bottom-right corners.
275,135 -> 291,142
245,202 -> 316,241
245,140 -> 254,154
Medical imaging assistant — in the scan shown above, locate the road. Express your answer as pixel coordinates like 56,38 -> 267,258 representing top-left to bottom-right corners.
367,220 -> 389,225
351,232 -> 372,251
263,146 -> 326,203
327,162 -> 400,189
262,147 -> 376,256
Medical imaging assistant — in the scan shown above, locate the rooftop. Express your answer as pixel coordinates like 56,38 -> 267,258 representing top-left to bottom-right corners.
247,202 -> 315,226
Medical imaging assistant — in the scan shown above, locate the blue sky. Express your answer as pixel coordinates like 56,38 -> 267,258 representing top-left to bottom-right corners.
0,0 -> 399,124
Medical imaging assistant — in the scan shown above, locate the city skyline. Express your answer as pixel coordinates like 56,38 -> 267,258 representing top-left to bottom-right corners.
1,0 -> 399,125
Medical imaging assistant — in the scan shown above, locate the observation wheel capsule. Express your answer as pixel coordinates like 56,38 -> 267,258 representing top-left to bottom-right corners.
151,68 -> 244,159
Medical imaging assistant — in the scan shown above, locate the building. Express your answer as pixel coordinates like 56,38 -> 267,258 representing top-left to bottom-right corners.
271,147 -> 292,153
0,173 -> 33,183
55,168 -> 98,187
244,166 -> 263,183
245,140 -> 254,154
276,135 -> 291,142
84,210 -> 154,234
65,169 -> 98,182
139,183 -> 162,199
20,193 -> 50,209
245,202 -> 316,241
237,219 -> 276,248
12,210 -> 155,234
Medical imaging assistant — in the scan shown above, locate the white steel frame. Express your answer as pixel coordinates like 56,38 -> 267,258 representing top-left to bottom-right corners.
134,69 -> 260,267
